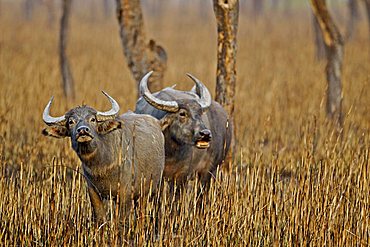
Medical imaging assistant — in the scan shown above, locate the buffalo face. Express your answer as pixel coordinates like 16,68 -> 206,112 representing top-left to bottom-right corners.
159,100 -> 212,149
139,71 -> 212,149
67,107 -> 122,157
42,92 -> 122,159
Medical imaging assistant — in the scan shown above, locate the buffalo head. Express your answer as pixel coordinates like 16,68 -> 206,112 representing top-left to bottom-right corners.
139,71 -> 212,149
42,91 -> 122,158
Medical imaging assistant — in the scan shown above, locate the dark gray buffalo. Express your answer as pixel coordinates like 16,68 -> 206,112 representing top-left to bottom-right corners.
135,71 -> 232,188
42,92 -> 165,222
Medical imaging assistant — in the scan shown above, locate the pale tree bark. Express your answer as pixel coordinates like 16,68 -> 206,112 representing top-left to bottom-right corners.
364,0 -> 370,37
312,13 -> 326,60
213,0 -> 239,165
60,0 -> 75,100
346,0 -> 360,40
115,0 -> 167,96
310,0 -> 344,126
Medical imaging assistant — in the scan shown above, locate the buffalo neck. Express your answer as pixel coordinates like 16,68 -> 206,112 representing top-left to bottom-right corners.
164,130 -> 192,162
77,131 -> 122,172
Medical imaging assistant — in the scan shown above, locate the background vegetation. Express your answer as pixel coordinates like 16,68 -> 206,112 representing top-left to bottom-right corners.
0,1 -> 369,245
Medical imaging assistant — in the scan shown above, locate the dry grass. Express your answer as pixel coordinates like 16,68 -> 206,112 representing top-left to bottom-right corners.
0,2 -> 370,246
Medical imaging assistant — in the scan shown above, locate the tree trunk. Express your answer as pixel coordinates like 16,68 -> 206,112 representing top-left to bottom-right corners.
346,0 -> 360,40
89,0 -> 97,22
312,13 -> 326,60
364,0 -> 370,37
59,0 -> 75,100
23,0 -> 34,20
252,0 -> 264,17
148,0 -> 162,18
310,0 -> 344,126
271,0 -> 279,11
284,0 -> 292,16
213,0 -> 239,166
45,0 -> 56,28
103,0 -> 111,18
198,0 -> 209,21
115,0 -> 167,96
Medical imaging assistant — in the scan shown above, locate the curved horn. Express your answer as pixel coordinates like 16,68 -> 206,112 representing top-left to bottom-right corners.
186,73 -> 212,109
96,91 -> 120,121
42,96 -> 66,125
140,71 -> 179,112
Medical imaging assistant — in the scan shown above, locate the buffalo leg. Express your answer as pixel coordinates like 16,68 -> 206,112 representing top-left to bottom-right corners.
88,186 -> 106,224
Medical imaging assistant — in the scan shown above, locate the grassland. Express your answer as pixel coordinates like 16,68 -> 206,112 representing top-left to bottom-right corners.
0,2 -> 369,246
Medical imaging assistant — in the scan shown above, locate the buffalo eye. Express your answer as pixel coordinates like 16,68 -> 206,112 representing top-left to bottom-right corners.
90,117 -> 96,123
68,118 -> 75,125
179,111 -> 187,117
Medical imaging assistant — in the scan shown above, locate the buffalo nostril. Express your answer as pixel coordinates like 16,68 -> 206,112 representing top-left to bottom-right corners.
78,126 -> 90,133
200,129 -> 211,138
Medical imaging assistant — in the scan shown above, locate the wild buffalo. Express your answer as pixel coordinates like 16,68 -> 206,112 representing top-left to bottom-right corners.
42,92 -> 165,223
135,71 -> 232,188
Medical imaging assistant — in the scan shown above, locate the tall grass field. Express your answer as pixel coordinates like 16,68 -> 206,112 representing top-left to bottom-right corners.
0,1 -> 369,246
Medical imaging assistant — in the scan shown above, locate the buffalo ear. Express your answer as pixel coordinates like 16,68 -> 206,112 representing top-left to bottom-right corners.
159,115 -> 173,131
42,125 -> 68,138
97,120 -> 122,134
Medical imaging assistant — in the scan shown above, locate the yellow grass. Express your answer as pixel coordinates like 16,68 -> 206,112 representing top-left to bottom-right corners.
0,2 -> 369,246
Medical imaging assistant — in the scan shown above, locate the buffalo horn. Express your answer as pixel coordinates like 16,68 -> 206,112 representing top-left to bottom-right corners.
140,71 -> 179,113
42,96 -> 66,125
186,73 -> 212,109
96,91 -> 120,121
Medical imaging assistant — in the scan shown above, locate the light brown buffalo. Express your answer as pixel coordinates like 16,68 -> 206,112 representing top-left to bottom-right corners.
42,92 -> 165,223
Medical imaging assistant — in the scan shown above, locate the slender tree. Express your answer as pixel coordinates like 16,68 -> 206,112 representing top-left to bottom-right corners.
312,13 -> 326,60
213,0 -> 239,164
103,0 -> 111,18
45,0 -> 56,28
115,0 -> 167,96
271,0 -> 279,11
284,0 -> 292,15
346,0 -> 360,40
364,0 -> 370,37
23,0 -> 34,20
60,0 -> 75,100
252,0 -> 264,17
310,0 -> 344,126
198,0 -> 210,21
